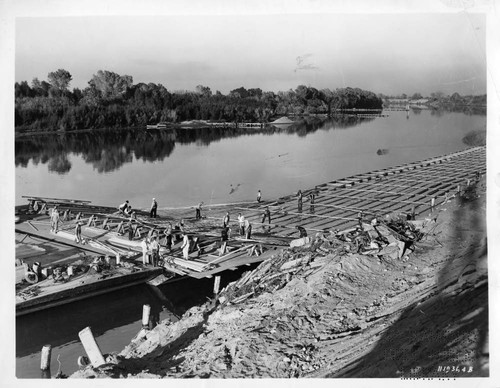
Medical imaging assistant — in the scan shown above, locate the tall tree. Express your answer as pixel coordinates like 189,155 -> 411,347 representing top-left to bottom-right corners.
47,69 -> 72,91
89,70 -> 133,99
195,85 -> 212,97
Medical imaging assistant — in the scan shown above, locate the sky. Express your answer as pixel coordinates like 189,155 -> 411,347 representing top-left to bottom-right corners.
14,11 -> 487,97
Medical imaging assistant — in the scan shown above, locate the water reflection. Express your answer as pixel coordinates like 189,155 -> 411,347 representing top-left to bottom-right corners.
15,115 -> 375,174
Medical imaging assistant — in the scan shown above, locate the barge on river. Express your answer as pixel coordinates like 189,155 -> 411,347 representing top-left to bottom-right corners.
15,197 -> 288,315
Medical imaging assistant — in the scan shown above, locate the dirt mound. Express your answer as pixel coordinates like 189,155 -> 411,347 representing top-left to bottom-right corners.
70,180 -> 488,379
271,117 -> 295,124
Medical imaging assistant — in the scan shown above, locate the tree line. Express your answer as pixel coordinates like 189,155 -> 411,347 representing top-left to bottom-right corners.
381,91 -> 486,109
15,69 -> 383,132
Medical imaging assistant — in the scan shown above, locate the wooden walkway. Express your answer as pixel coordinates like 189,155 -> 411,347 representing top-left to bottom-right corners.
203,146 -> 486,238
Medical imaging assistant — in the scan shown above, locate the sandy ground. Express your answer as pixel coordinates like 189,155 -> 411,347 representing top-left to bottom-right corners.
70,178 -> 488,379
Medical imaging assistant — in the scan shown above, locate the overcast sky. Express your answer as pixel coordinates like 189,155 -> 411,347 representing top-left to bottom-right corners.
15,12 -> 486,96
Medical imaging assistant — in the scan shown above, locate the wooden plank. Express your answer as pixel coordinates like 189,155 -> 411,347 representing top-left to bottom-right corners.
27,221 -> 39,231
316,192 -> 428,207
204,245 -> 249,266
22,195 -> 92,204
166,257 -> 207,272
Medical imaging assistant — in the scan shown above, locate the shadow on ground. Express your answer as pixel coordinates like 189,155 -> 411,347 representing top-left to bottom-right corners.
332,188 -> 488,378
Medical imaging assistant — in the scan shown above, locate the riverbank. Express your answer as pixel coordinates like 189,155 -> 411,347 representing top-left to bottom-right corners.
70,176 -> 488,378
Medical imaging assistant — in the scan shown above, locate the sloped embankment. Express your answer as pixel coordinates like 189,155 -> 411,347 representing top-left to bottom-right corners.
71,180 -> 488,378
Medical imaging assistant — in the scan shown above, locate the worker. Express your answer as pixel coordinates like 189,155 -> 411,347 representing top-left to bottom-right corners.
118,200 -> 129,215
357,211 -> 364,230
262,206 -> 271,224
50,207 -> 60,233
257,190 -> 262,203
75,221 -> 83,244
127,219 -> 135,240
430,197 -> 436,213
309,192 -> 316,204
223,212 -> 230,228
244,219 -> 252,239
173,223 -> 182,243
309,191 -> 316,213
220,226 -> 230,255
181,232 -> 190,260
297,226 -> 307,238
141,238 -> 150,265
124,205 -> 133,216
150,198 -> 158,218
163,223 -> 173,251
150,237 -> 159,267
195,202 -> 204,219
237,213 -> 245,236
297,190 -> 303,212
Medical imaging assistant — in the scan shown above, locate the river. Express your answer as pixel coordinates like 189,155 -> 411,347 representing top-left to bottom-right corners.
16,267 -> 252,378
14,108 -> 486,377
15,109 -> 485,210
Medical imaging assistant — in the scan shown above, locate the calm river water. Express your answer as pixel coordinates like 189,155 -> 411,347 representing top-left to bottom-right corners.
15,108 -> 486,378
15,109 -> 486,210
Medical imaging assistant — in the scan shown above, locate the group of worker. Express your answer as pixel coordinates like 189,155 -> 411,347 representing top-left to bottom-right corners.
115,187 -> 274,263
140,234 -> 161,266
138,219 -> 203,265
297,190 -> 317,213
119,188 -> 268,222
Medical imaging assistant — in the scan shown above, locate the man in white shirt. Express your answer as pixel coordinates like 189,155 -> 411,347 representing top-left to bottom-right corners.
141,238 -> 150,265
181,233 -> 190,260
150,237 -> 160,267
237,213 -> 245,236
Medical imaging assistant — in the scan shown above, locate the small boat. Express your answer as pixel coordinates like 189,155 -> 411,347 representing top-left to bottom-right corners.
146,122 -> 168,129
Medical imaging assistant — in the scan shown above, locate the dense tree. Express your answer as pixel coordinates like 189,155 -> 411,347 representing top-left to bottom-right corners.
47,69 -> 72,91
14,69 -> 395,132
88,70 -> 133,100
430,91 -> 444,100
195,85 -> 212,97
31,78 -> 51,97
15,81 -> 33,98
247,88 -> 263,99
229,87 -> 249,99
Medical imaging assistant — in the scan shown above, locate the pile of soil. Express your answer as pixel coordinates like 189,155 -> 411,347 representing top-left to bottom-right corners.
70,179 -> 488,379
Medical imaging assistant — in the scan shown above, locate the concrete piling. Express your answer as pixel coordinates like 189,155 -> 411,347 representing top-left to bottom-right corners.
213,275 -> 221,296
78,327 -> 106,368
40,344 -> 52,378
142,304 -> 151,329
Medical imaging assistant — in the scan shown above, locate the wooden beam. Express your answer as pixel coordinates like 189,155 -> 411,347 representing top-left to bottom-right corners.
22,195 -> 92,204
